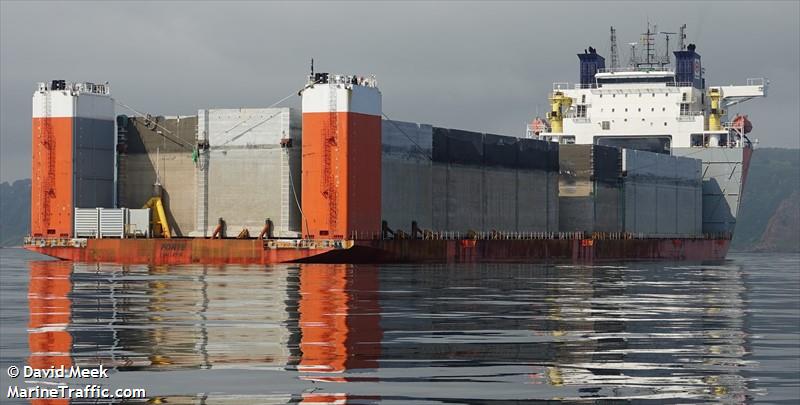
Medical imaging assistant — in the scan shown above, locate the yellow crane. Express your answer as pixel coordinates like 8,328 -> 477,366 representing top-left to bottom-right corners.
143,183 -> 171,238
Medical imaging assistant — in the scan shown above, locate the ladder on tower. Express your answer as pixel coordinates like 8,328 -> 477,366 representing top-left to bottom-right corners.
322,82 -> 339,231
40,93 -> 55,230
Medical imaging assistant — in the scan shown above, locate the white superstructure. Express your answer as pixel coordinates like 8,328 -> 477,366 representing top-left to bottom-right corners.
529,31 -> 767,153
528,26 -> 769,235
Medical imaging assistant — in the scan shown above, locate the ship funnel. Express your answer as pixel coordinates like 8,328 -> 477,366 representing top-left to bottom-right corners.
673,43 -> 703,88
577,46 -> 605,86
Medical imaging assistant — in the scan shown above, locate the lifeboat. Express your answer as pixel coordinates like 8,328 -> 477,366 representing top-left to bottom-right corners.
732,114 -> 753,134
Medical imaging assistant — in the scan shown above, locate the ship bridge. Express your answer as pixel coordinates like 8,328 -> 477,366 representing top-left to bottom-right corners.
529,42 -> 767,152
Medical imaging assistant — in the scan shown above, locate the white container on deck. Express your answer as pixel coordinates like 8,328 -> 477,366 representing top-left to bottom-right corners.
99,208 -> 125,238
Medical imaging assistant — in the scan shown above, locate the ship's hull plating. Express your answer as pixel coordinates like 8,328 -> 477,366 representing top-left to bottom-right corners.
25,237 -> 730,264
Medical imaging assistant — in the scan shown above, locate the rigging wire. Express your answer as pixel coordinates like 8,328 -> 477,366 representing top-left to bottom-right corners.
115,100 -> 194,150
381,112 -> 433,161
285,147 -> 309,238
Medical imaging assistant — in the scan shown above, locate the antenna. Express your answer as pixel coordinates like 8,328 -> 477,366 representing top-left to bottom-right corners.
627,42 -> 638,67
678,24 -> 687,51
640,22 -> 656,67
310,58 -> 314,76
659,31 -> 677,65
610,26 -> 619,70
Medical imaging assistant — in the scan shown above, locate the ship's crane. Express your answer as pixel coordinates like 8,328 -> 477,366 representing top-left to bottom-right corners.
713,78 -> 769,108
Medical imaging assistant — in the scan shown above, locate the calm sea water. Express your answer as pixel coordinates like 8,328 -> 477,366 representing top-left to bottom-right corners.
0,248 -> 798,404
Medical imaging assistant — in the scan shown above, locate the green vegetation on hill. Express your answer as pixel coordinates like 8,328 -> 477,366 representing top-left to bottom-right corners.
732,148 -> 800,252
1,149 -> 797,250
0,179 -> 31,246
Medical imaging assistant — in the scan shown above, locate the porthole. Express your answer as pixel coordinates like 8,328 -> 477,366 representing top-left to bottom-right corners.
651,107 -> 655,112
652,93 -> 656,97
664,122 -> 668,126
625,108 -> 628,112
662,107 -> 666,111
638,108 -> 641,112
612,108 -> 615,112
624,118 -> 628,122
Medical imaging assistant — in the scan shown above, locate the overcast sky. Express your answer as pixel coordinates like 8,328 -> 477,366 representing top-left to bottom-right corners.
2,1 -> 798,182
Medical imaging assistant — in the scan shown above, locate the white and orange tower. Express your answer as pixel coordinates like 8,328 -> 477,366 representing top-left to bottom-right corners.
301,73 -> 382,239
31,81 -> 116,238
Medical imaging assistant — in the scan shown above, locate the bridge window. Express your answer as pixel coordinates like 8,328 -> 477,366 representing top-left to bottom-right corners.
595,136 -> 672,154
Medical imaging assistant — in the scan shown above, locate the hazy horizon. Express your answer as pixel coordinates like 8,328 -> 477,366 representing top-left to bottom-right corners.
2,1 -> 799,182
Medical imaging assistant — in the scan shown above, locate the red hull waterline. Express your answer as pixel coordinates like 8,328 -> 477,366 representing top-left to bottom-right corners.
24,237 -> 731,265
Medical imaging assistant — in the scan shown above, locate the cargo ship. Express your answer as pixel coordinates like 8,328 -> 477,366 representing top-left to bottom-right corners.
24,25 -> 767,264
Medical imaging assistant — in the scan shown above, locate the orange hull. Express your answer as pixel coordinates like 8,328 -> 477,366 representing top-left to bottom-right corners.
302,111 -> 382,239
26,238 -> 337,265
25,236 -> 730,264
31,117 -> 74,238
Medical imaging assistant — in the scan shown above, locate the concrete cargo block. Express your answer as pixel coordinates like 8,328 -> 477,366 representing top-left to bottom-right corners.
206,148 -> 285,236
594,183 -> 622,232
381,157 -> 433,231
655,184 -> 677,234
445,165 -> 484,231
559,197 -> 594,233
484,168 -> 517,231
206,108 -> 293,147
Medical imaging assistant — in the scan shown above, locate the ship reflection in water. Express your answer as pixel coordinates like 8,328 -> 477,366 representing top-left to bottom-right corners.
27,260 -> 752,403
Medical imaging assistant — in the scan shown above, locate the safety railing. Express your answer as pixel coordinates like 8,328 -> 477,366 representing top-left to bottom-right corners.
327,74 -> 378,88
37,81 -> 110,95
597,66 -> 674,73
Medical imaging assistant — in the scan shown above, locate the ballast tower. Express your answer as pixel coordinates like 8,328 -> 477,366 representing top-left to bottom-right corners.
300,73 -> 382,239
31,81 -> 116,238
